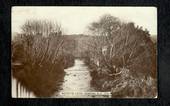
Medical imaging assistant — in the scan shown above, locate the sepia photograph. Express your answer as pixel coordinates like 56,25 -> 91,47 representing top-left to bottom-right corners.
11,6 -> 157,98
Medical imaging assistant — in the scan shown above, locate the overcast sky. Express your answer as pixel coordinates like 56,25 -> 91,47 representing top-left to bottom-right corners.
12,6 -> 157,36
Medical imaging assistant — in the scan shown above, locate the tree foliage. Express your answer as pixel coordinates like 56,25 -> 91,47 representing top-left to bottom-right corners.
12,20 -> 74,97
84,14 -> 157,98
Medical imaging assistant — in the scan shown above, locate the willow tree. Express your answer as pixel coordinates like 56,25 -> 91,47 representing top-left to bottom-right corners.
12,20 -> 65,97
86,14 -> 157,97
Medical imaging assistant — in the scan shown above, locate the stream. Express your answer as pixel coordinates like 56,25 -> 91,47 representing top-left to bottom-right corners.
54,59 -> 111,98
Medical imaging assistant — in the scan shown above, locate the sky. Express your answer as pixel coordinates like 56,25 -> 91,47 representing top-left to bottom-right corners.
12,6 -> 157,36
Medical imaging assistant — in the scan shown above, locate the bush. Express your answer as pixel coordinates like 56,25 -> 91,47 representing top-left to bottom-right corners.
12,36 -> 66,97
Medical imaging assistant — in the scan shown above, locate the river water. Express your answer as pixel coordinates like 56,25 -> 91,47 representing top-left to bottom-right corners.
54,59 -> 111,98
